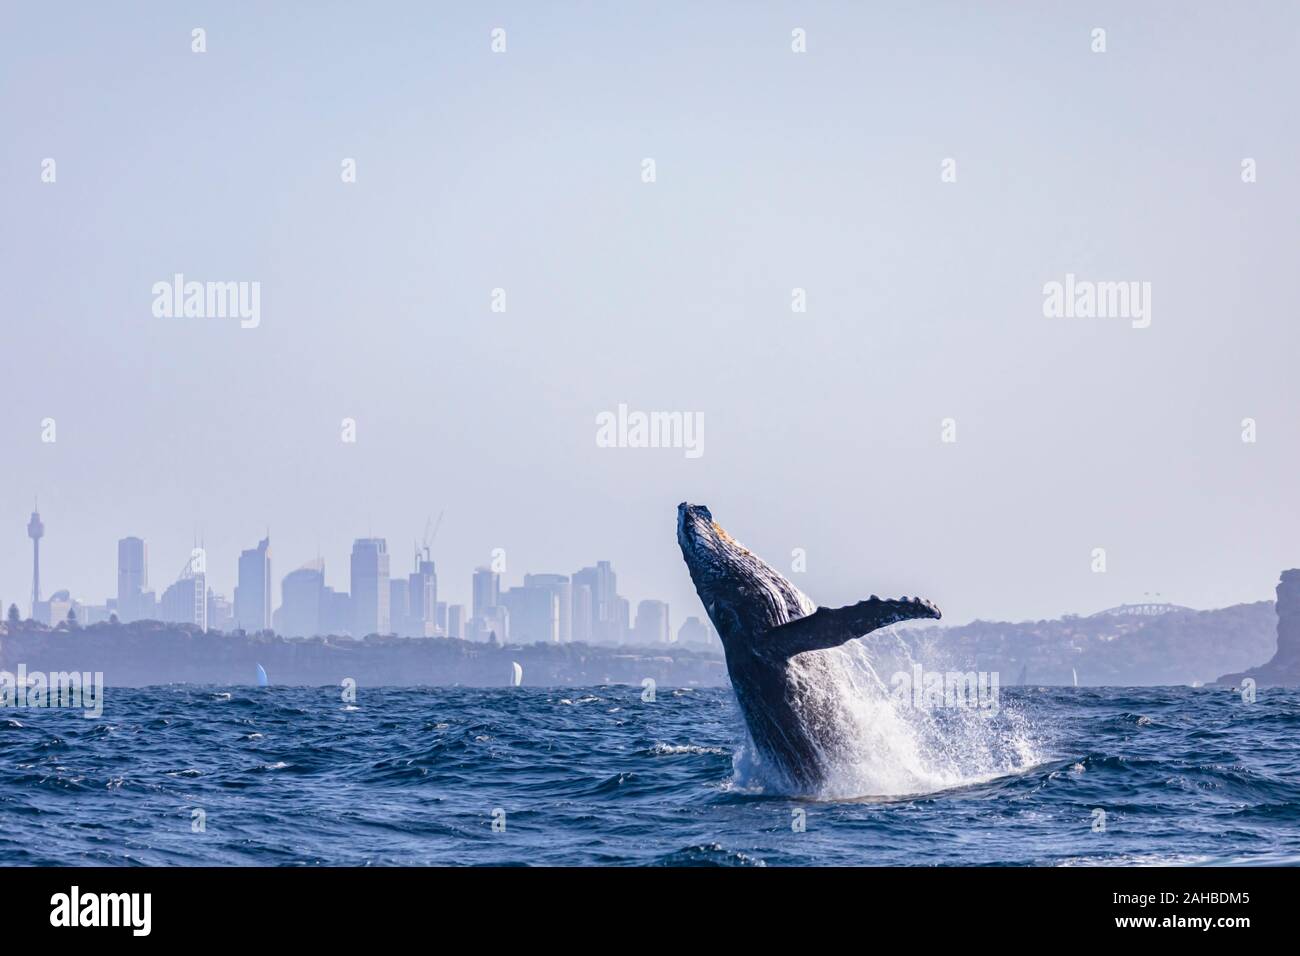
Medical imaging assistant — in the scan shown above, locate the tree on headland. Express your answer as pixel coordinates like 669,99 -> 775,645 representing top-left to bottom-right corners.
66,607 -> 79,629
6,604 -> 19,625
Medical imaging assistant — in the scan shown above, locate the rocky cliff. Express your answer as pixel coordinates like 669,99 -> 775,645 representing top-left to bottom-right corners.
1217,569 -> 1300,687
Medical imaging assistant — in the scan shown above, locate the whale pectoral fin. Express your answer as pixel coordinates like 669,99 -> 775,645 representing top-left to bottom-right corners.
765,597 -> 941,659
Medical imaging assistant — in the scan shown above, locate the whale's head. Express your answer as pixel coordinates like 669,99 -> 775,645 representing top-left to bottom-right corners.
677,502 -> 812,643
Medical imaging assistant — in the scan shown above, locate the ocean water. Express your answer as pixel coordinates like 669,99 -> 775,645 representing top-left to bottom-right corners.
2,682 -> 1298,866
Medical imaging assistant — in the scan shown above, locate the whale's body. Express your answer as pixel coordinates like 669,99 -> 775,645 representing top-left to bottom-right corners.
676,502 -> 941,792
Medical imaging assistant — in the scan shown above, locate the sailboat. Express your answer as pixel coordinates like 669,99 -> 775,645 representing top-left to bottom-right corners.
1016,664 -> 1028,686
1072,667 -> 1078,688
510,661 -> 523,687
256,663 -> 269,687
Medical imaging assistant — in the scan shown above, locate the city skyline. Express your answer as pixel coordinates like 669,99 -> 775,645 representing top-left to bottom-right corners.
4,503 -> 714,648
4,496 -> 1267,644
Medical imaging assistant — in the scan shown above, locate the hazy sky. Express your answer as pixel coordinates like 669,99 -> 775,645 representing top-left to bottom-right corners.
2,2 -> 1298,626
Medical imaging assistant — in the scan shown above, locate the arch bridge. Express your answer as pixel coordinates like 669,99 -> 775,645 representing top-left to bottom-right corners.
1089,602 -> 1193,618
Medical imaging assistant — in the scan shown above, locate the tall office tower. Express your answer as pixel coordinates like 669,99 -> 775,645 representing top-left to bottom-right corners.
407,557 -> 437,637
206,590 -> 233,632
158,580 -> 186,624
389,578 -> 410,635
501,584 -> 559,643
320,587 -> 352,636
634,600 -> 671,645
350,538 -> 390,635
27,507 -> 44,619
234,536 -> 272,633
471,567 -> 500,621
191,558 -> 207,631
523,573 -> 570,642
435,601 -> 448,634
160,557 -> 206,629
136,588 -> 157,621
613,595 -> 630,643
116,536 -> 148,622
446,604 -> 465,640
572,561 -> 624,643
566,582 -> 592,642
571,568 -> 596,640
280,562 -> 326,638
571,583 -> 593,642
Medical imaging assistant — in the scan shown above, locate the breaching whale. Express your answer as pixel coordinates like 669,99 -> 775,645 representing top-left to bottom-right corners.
676,502 -> 941,792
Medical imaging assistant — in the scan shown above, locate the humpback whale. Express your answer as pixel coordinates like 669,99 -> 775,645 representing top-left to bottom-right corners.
676,502 -> 941,792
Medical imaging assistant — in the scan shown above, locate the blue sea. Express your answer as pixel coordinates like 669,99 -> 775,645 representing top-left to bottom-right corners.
2,684 -> 1298,866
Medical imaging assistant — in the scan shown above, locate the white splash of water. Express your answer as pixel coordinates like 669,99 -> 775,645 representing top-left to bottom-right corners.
731,633 -> 1045,800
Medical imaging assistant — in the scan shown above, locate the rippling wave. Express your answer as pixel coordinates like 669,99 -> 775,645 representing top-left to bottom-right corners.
1,684 -> 1297,865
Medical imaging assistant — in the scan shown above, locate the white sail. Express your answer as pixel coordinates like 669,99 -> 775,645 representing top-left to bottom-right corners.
256,663 -> 269,687
1072,667 -> 1078,687
510,661 -> 523,687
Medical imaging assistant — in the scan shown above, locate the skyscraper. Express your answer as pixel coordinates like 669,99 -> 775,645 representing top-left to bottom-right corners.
571,583 -> 592,643
350,538 -> 390,636
27,506 -> 43,620
160,553 -> 206,629
407,556 -> 437,637
234,536 -> 272,633
613,595 -> 630,643
320,586 -> 352,636
572,561 -> 622,643
280,561 -> 326,638
633,599 -> 670,645
501,584 -> 559,643
523,573 -> 570,642
471,567 -> 500,621
389,578 -> 410,635
117,536 -> 148,622
206,590 -> 233,632
446,604 -> 465,640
